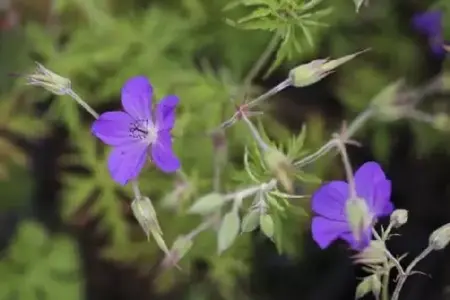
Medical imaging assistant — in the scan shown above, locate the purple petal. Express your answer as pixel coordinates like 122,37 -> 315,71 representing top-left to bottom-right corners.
354,161 -> 390,208
121,76 -> 153,120
340,228 -> 372,251
151,130 -> 180,172
372,179 -> 394,216
311,216 -> 350,249
108,142 -> 148,185
155,95 -> 179,131
92,111 -> 134,146
430,39 -> 447,56
412,11 -> 442,36
311,181 -> 348,221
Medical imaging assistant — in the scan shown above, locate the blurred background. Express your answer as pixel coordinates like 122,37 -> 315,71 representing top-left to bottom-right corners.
1,0 -> 450,299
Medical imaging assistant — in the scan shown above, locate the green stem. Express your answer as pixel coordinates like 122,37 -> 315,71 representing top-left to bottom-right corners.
382,266 -> 390,300
391,246 -> 434,300
243,33 -> 281,88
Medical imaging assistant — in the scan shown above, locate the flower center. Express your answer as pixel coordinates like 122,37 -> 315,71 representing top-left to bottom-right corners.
129,119 -> 158,144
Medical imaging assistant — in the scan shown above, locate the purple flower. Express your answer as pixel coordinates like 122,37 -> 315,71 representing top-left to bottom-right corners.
311,161 -> 394,251
92,76 -> 181,185
412,11 -> 449,57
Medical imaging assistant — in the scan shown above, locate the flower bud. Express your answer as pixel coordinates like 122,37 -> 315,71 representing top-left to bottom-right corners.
131,196 -> 161,239
345,197 -> 372,243
429,223 -> 450,250
288,49 -> 369,88
26,62 -> 71,95
352,240 -> 387,265
370,80 -> 405,121
390,209 -> 408,228
263,148 -> 295,193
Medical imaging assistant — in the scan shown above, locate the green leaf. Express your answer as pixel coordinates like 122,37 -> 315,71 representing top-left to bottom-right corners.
217,211 -> 241,254
286,124 -> 307,158
236,8 -> 272,24
355,275 -> 381,299
259,214 -> 274,239
294,170 -> 322,184
2,221 -> 81,300
241,209 -> 260,232
188,193 -> 226,215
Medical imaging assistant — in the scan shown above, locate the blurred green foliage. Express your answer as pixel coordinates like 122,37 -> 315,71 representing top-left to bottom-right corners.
0,221 -> 82,300
0,0 -> 450,299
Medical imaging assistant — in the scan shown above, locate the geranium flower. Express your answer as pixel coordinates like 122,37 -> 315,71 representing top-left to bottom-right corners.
92,76 -> 181,185
412,10 -> 449,57
311,162 -> 394,250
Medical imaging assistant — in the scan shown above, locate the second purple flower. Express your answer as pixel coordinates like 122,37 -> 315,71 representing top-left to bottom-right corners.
311,162 -> 394,251
412,10 -> 449,57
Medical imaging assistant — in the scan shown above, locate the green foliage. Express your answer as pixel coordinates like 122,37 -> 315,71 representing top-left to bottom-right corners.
1,0 -> 450,299
0,221 -> 81,300
225,0 -> 332,74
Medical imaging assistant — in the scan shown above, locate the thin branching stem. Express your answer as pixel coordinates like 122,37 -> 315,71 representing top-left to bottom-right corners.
333,136 -> 356,199
391,246 -> 434,300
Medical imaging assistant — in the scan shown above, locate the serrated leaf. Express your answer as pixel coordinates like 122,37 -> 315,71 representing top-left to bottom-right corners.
188,193 -> 226,214
299,24 -> 314,47
236,8 -> 272,24
217,211 -> 240,254
230,19 -> 280,31
287,124 -> 307,158
241,209 -> 260,232
259,214 -> 274,239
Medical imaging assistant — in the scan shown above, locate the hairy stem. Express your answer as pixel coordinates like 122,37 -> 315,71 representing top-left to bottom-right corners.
333,137 -> 356,199
67,89 -> 99,119
241,114 -> 270,151
247,78 -> 292,109
391,246 -> 434,300
243,33 -> 281,87
294,108 -> 374,168
372,228 -> 405,276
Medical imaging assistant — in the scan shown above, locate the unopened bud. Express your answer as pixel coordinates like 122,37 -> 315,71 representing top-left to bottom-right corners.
288,49 -> 369,88
352,240 -> 387,265
131,196 -> 161,239
429,223 -> 450,250
345,197 -> 372,244
26,62 -> 71,95
370,80 -> 406,121
390,209 -> 408,228
263,148 -> 295,193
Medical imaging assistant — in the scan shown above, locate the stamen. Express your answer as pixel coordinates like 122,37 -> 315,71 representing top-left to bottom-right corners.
128,119 -> 158,144
129,119 -> 149,140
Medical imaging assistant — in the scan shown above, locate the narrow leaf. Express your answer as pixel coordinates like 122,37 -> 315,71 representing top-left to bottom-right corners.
241,210 -> 260,232
188,193 -> 226,215
217,211 -> 240,254
260,214 -> 274,239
